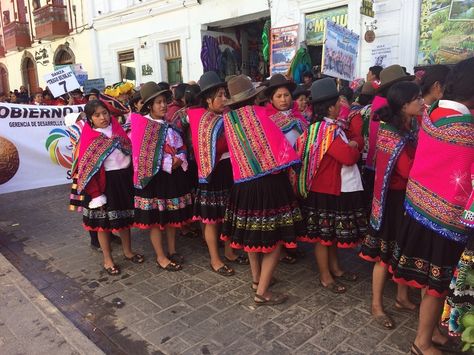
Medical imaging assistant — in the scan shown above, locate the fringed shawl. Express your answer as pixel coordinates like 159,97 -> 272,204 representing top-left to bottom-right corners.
76,117 -> 131,194
68,119 -> 85,176
188,108 -> 224,183
294,121 -> 338,198
266,102 -> 308,134
370,123 -> 413,230
130,113 -> 168,189
405,101 -> 474,244
223,105 -> 300,183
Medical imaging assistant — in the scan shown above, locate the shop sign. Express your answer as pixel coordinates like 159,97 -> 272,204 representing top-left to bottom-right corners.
305,6 -> 348,46
270,24 -> 299,75
321,20 -> 359,81
418,0 -> 474,65
360,0 -> 375,18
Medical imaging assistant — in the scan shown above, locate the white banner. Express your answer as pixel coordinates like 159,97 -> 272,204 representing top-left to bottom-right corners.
0,103 -> 84,194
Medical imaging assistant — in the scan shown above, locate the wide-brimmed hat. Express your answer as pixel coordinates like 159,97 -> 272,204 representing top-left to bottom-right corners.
140,81 -> 172,108
377,65 -> 415,92
226,75 -> 266,106
198,71 -> 227,97
310,77 -> 339,103
264,74 -> 297,97
292,85 -> 310,99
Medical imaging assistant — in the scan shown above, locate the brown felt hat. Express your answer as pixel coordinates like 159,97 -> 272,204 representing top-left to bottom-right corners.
264,74 -> 297,97
140,81 -> 172,109
377,65 -> 415,92
226,75 -> 265,106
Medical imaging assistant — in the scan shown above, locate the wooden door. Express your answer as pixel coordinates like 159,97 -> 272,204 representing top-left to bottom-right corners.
26,58 -> 38,93
167,58 -> 182,84
0,67 -> 9,94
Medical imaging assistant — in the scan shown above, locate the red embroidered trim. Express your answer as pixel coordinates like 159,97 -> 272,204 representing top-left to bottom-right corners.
192,216 -> 224,224
133,218 -> 193,230
82,224 -> 132,233
297,236 -> 360,248
388,265 -> 447,298
220,235 -> 298,253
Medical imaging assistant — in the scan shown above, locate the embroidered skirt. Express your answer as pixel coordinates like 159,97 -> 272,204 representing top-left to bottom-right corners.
220,172 -> 304,253
299,191 -> 367,248
134,166 -> 193,230
359,189 -> 406,264
388,214 -> 465,298
69,175 -> 84,212
82,167 -> 135,232
441,235 -> 474,335
193,158 -> 233,224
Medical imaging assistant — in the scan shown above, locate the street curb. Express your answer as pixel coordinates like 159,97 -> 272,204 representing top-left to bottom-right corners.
0,252 -> 104,355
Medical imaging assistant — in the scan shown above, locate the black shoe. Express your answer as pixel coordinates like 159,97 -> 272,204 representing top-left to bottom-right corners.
111,234 -> 122,245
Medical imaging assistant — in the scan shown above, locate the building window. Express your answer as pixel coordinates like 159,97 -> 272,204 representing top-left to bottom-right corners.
165,40 -> 182,84
118,49 -> 136,83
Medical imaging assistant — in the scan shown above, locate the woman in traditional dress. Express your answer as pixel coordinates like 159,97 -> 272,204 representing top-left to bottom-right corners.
359,81 -> 422,329
76,100 -> 143,275
292,85 -> 312,125
221,75 -> 305,304
188,71 -> 247,276
296,78 -> 366,294
388,58 -> 474,355
132,82 -> 193,271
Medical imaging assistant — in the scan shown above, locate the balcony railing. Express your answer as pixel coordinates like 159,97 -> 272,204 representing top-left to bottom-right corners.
4,22 -> 31,51
34,4 -> 69,40
0,35 -> 5,57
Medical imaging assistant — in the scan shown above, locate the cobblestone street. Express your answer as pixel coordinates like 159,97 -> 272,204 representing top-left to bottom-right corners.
0,184 -> 419,354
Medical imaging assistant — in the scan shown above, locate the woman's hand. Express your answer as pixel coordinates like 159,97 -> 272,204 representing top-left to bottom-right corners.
172,156 -> 183,170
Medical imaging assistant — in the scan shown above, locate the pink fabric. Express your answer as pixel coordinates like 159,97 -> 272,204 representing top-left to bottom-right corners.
365,96 -> 387,169
265,102 -> 308,131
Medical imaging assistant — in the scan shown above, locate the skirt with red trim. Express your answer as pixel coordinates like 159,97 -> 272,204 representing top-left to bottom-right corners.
388,214 -> 465,298
134,166 -> 193,230
186,159 -> 199,192
441,234 -> 474,336
69,175 -> 84,212
82,167 -> 135,232
193,158 -> 233,224
220,171 -> 305,253
300,191 -> 367,248
360,189 -> 406,264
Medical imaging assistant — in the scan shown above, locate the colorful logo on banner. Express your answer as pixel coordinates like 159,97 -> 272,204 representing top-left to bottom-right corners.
45,128 -> 73,169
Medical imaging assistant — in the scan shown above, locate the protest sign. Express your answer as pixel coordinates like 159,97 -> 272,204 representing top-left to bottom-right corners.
83,78 -> 106,94
270,24 -> 299,75
44,67 -> 81,98
0,103 -> 84,194
54,63 -> 88,86
321,20 -> 359,81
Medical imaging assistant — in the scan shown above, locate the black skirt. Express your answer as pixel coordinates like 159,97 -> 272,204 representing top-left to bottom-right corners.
359,189 -> 406,265
134,166 -> 193,230
388,214 -> 466,297
300,191 -> 367,248
82,167 -> 135,232
193,158 -> 233,224
220,171 -> 305,253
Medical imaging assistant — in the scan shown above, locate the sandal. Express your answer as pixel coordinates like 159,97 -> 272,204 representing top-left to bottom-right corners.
251,277 -> 278,291
157,260 -> 182,272
210,264 -> 234,276
167,253 -> 184,264
104,264 -> 121,276
373,314 -> 394,329
279,255 -> 297,264
124,253 -> 145,264
410,343 -> 424,355
319,280 -> 346,294
224,254 -> 249,265
254,292 -> 288,306
333,271 -> 358,282
433,338 -> 462,353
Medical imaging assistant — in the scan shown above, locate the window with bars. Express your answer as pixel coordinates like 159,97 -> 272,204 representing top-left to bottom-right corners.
165,40 -> 181,60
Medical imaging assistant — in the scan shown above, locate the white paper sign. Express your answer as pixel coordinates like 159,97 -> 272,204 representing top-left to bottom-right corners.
44,66 -> 81,98
370,44 -> 393,67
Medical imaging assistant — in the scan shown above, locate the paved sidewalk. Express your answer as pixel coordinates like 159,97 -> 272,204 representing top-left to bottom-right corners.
0,184 -> 419,354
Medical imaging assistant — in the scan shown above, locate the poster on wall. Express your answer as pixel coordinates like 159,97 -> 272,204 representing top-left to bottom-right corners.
321,20 -> 359,81
270,24 -> 299,75
305,6 -> 348,46
0,103 -> 84,194
418,0 -> 474,65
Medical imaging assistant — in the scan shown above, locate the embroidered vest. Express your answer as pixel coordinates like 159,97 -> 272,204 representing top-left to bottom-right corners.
405,102 -> 474,243
223,105 -> 300,183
